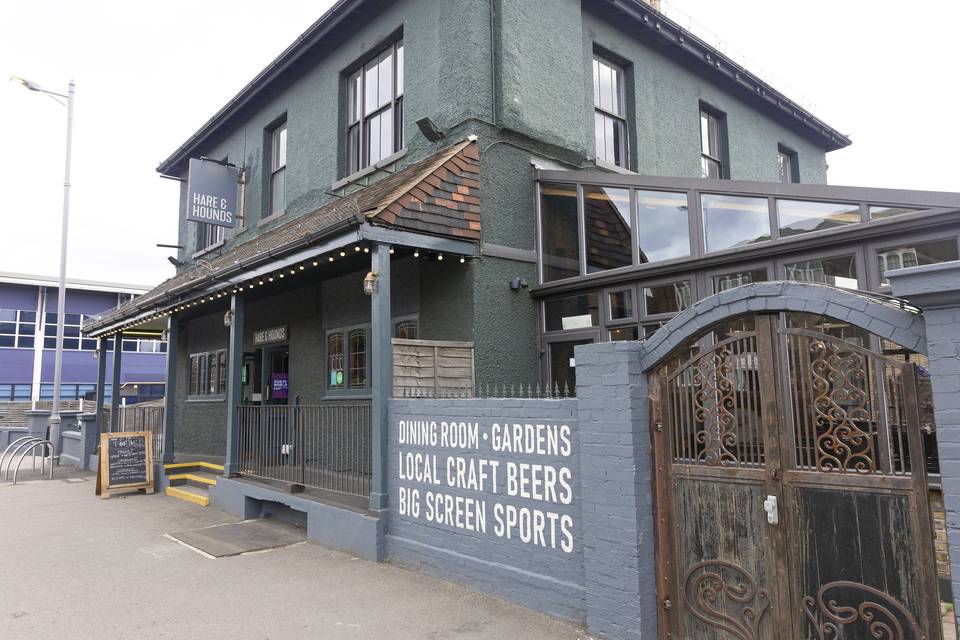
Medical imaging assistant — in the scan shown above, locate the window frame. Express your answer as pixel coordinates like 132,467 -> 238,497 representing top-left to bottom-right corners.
704,262 -> 774,295
641,276 -> 696,322
592,53 -> 629,169
0,309 -> 39,349
42,312 -> 98,351
777,144 -> 799,184
266,118 -> 288,218
775,246 -> 866,292
187,349 -> 228,400
0,383 -> 33,401
325,323 -> 371,396
393,314 -> 420,340
197,222 -> 225,253
866,231 -> 960,291
699,103 -> 728,179
344,38 -> 405,177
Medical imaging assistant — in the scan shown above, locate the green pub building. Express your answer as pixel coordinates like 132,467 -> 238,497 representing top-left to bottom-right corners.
82,1 -> 960,637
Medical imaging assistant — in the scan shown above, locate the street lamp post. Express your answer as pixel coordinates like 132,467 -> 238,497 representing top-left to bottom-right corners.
12,77 -> 75,463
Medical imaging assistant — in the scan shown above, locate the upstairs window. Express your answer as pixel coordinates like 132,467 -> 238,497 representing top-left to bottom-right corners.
198,223 -> 224,252
593,56 -> 628,168
268,121 -> 287,216
777,144 -> 799,183
0,309 -> 36,349
699,105 -> 727,179
43,312 -> 96,351
346,40 -> 404,175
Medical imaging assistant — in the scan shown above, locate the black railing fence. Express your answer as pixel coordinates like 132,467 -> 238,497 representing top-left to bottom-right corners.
118,403 -> 164,462
236,403 -> 372,498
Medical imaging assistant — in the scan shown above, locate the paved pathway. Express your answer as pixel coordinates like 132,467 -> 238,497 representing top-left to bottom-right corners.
0,469 -> 587,640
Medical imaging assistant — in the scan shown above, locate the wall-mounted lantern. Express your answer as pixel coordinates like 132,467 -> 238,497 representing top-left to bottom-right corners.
363,271 -> 379,296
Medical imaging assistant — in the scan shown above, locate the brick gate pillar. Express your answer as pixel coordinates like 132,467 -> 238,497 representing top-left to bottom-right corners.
575,341 -> 657,640
889,260 -> 960,625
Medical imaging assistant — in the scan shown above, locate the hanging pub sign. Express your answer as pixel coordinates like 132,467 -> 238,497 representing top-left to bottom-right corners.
253,325 -> 288,346
186,158 -> 240,228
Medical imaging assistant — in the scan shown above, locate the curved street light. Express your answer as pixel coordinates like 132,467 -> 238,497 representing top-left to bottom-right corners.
11,76 -> 75,464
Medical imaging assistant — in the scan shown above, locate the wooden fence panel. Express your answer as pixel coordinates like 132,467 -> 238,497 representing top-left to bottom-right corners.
392,339 -> 475,397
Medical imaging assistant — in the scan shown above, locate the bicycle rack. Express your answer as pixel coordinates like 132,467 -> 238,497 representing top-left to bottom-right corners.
2,437 -> 47,481
12,440 -> 53,484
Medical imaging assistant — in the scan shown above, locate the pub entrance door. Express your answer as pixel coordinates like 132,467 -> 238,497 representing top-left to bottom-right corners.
260,347 -> 289,405
652,313 -> 941,639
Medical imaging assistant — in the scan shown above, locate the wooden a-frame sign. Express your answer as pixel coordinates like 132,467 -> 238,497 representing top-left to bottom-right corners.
96,431 -> 154,498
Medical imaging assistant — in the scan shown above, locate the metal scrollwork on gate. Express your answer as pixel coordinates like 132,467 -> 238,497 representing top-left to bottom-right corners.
684,560 -> 770,640
803,581 -> 922,640
691,346 -> 739,466
808,338 -> 877,473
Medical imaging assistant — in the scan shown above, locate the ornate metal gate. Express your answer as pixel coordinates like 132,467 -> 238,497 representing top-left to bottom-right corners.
652,313 -> 941,639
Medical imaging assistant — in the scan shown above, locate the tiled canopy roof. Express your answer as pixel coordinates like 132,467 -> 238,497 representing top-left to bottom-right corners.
84,138 -> 481,335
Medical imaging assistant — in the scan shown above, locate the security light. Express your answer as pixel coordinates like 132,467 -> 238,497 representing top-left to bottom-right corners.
416,117 -> 445,142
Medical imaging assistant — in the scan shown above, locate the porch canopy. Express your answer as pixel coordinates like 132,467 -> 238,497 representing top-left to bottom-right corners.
83,137 -> 480,339
81,138 -> 481,508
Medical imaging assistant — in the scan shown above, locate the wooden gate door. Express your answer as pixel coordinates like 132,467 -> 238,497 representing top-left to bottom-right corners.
779,326 -> 940,639
653,314 -> 941,639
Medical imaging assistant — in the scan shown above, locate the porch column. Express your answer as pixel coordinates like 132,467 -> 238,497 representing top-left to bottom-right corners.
369,243 -> 391,510
889,261 -> 960,627
109,331 -> 122,431
224,294 -> 244,476
162,316 -> 178,463
94,336 -> 108,435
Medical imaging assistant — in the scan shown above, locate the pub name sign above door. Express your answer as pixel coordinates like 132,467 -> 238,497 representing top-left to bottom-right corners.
186,158 -> 240,228
253,325 -> 288,346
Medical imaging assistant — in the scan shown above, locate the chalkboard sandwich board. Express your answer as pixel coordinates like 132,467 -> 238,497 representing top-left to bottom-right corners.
96,432 -> 154,498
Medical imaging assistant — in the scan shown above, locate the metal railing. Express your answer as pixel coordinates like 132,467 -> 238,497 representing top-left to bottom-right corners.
236,403 -> 371,498
118,403 -> 164,461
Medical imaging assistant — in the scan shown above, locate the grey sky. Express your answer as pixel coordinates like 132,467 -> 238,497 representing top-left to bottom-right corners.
1,0 -> 955,287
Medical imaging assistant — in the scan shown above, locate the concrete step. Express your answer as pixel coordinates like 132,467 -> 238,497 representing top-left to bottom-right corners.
164,461 -> 224,474
165,484 -> 210,507
167,471 -> 218,490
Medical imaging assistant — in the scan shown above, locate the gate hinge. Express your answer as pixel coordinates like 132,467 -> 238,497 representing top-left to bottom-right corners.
662,598 -> 672,610
655,422 -> 663,432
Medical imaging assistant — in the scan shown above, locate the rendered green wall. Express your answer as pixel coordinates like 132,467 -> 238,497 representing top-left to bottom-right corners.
176,0 -> 495,261
495,0 -> 828,182
168,0 -> 838,397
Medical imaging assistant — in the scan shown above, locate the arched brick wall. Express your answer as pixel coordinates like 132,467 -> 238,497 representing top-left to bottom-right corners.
639,281 -> 927,371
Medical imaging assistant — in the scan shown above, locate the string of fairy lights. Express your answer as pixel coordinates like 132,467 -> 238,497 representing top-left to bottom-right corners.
98,243 -> 470,337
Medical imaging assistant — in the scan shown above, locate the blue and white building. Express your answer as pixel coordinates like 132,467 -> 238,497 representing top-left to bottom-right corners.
0,272 -> 166,405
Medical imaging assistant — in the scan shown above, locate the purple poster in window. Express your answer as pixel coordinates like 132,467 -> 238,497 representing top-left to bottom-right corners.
271,373 -> 289,399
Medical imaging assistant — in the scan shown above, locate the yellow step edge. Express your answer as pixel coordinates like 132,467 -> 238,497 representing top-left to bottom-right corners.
165,486 -> 210,507
163,461 -> 225,472
167,473 -> 217,486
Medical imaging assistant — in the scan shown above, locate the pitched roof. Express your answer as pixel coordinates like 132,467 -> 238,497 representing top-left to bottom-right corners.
158,0 -> 848,175
85,139 -> 480,335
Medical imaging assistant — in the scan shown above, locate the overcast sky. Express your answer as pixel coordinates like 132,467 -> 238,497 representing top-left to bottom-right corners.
1,0 -> 956,287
